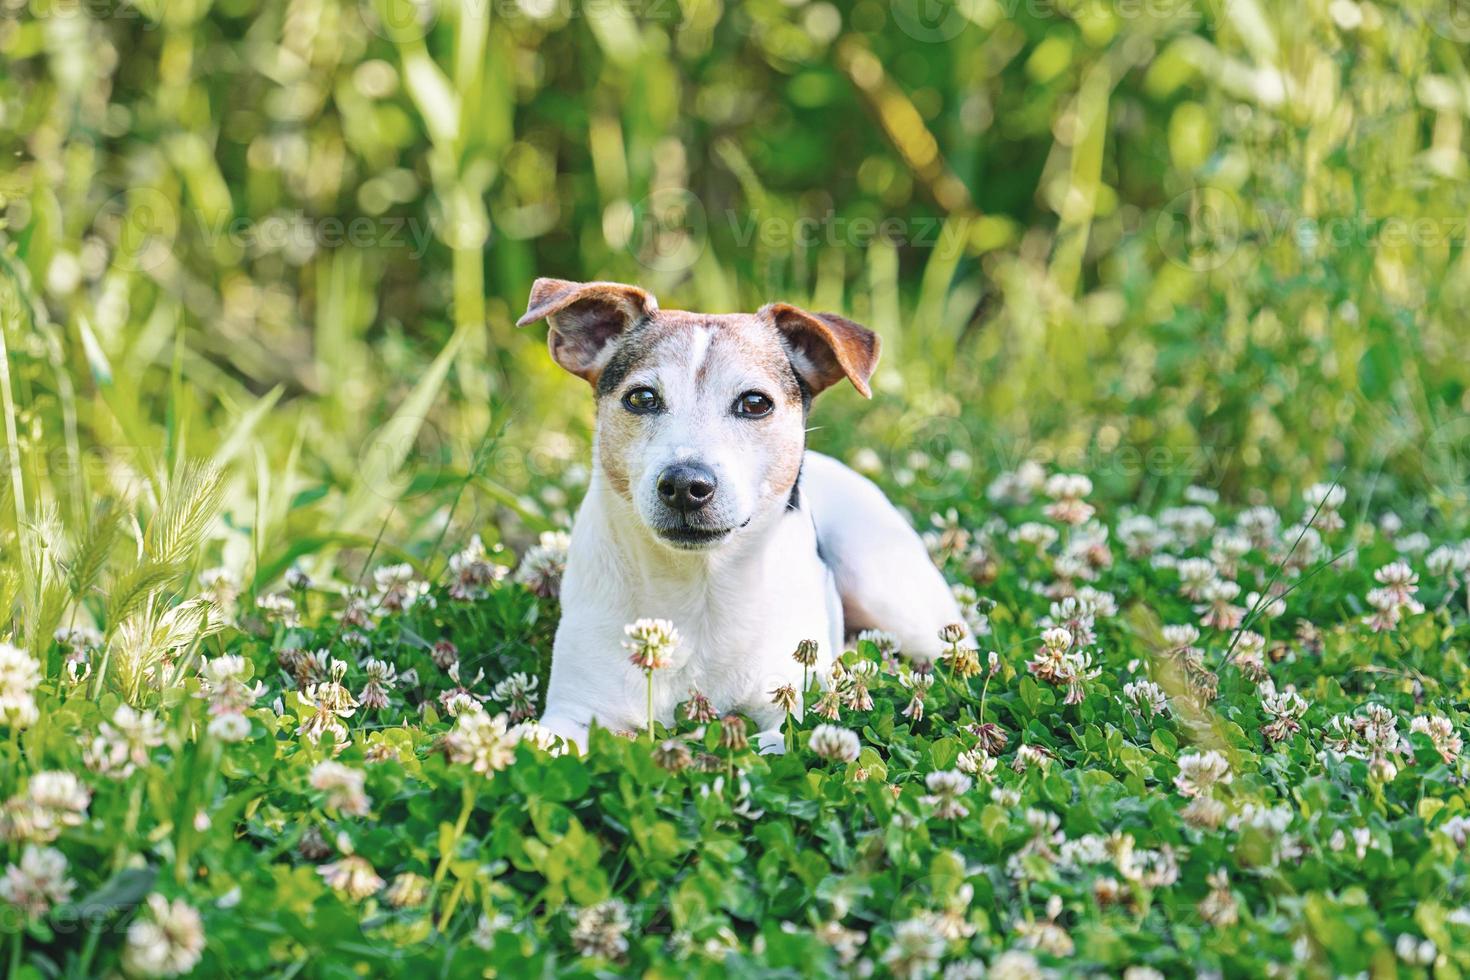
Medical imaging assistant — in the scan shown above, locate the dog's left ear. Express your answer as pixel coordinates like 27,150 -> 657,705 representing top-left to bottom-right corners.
516,278 -> 658,384
760,303 -> 881,398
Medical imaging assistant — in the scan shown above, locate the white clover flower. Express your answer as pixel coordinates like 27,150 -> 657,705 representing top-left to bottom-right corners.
319,855 -> 385,902
809,724 -> 861,763
989,950 -> 1044,980
0,845 -> 75,917
309,761 -> 371,817
444,710 -> 518,777
882,917 -> 946,979
0,643 -> 42,729
623,618 -> 680,671
922,770 -> 973,819
570,898 -> 631,959
122,893 -> 205,977
516,531 -> 571,599
1173,750 -> 1232,798
1123,680 -> 1169,717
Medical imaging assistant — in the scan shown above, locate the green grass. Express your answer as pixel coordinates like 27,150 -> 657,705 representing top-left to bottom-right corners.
1,0 -> 1470,974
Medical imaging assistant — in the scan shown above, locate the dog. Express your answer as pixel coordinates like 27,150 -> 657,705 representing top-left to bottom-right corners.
517,278 -> 963,750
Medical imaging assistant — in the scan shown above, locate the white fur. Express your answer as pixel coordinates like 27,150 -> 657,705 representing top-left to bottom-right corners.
540,449 -> 962,751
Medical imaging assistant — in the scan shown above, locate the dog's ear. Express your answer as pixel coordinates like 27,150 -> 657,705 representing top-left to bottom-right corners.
760,303 -> 881,398
516,278 -> 657,383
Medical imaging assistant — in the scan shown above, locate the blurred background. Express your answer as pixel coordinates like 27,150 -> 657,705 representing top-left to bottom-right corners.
2,0 -> 1469,580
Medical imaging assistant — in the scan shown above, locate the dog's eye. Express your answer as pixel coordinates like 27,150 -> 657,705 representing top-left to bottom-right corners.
733,391 -> 774,418
622,387 -> 663,414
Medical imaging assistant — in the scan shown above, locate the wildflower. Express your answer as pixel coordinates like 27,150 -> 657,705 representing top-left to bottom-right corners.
987,460 -> 1046,505
1043,473 -> 1094,525
1123,680 -> 1168,717
1027,627 -> 1072,684
815,919 -> 868,966
1375,560 -> 1420,604
1175,558 -> 1217,600
357,658 -> 398,712
653,739 -> 692,772
956,749 -> 998,778
1173,750 -> 1232,798
85,704 -> 166,780
509,720 -> 564,756
857,630 -> 901,667
1261,689 -> 1309,742
297,826 -> 332,861
1012,743 -> 1054,773
989,950 -> 1044,980
0,845 -> 75,917
1303,482 -> 1345,531
319,855 -> 385,901
683,689 -> 718,724
792,638 -> 820,667
810,724 -> 860,763
431,640 -> 459,671
922,770 -> 972,819
444,710 -> 518,777
1013,895 -> 1073,956
447,534 -> 508,601
624,618 -> 679,671
297,659 -> 358,747
490,671 -> 539,722
719,715 -> 749,752
1160,506 -> 1216,547
971,721 -> 1010,755
198,655 -> 265,742
207,713 -> 251,742
1410,714 -> 1463,764
1118,514 -> 1168,558
0,772 -> 90,844
882,917 -> 945,979
1236,505 -> 1281,549
1181,796 -> 1227,829
309,761 -> 371,817
570,899 -> 631,959
383,872 -> 429,909
1197,578 -> 1244,631
813,690 -> 843,720
770,683 -> 799,715
255,592 -> 300,627
372,563 -> 432,613
122,893 -> 205,977
0,643 -> 42,729
1197,870 -> 1238,926
516,530 -> 570,599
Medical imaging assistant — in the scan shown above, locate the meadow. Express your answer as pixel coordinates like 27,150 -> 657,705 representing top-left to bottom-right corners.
2,0 -> 1470,975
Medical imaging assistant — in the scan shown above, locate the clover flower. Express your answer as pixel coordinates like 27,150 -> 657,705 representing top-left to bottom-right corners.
1261,689 -> 1309,742
85,704 -> 165,779
922,770 -> 972,819
683,689 -> 718,723
770,683 -> 799,715
1303,482 -> 1346,532
1122,680 -> 1168,717
1173,750 -> 1232,798
810,724 -> 860,763
719,715 -> 749,752
297,659 -> 358,747
1196,870 -> 1238,927
444,710 -> 518,777
309,761 -> 371,817
490,671 -> 540,722
198,654 -> 266,737
357,657 -> 398,712
516,530 -> 570,599
571,899 -> 631,960
0,845 -> 75,917
1043,473 -> 1094,525
384,872 -> 429,909
121,893 -> 205,977
1197,578 -> 1244,631
624,618 -> 679,671
447,534 -> 508,601
882,917 -> 946,979
430,640 -> 459,671
653,739 -> 692,772
1410,714 -> 1463,764
255,592 -> 300,626
0,772 -> 91,844
989,950 -> 1044,980
319,855 -> 385,901
0,642 -> 41,729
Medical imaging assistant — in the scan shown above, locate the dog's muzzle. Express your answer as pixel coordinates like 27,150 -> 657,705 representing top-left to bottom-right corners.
656,462 -> 717,514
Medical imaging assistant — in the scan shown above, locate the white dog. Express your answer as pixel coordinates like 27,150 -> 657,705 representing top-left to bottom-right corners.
517,278 -> 963,750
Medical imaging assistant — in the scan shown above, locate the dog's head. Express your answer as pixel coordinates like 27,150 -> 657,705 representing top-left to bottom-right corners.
518,278 -> 880,551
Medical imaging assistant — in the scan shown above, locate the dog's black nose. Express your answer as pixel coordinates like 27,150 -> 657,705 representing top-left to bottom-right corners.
657,463 -> 717,513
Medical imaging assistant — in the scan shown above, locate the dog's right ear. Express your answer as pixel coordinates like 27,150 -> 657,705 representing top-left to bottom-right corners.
516,278 -> 657,384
